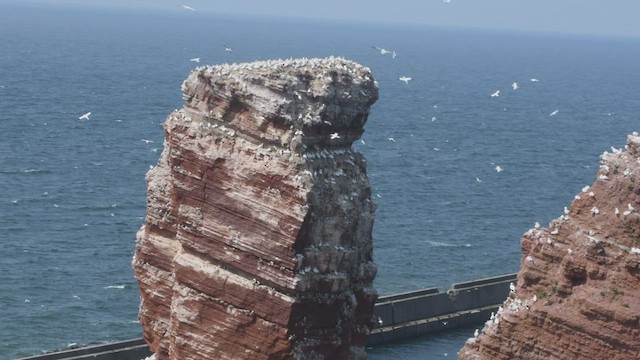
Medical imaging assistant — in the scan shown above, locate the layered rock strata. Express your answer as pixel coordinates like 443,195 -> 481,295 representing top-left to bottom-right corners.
133,57 -> 379,360
459,133 -> 640,359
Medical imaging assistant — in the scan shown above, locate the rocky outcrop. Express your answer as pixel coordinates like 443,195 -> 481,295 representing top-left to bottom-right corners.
132,57 -> 379,360
459,133 -> 640,359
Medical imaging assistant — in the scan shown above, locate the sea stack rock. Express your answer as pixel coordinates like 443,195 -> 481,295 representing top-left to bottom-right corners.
132,57 -> 379,360
459,133 -> 640,359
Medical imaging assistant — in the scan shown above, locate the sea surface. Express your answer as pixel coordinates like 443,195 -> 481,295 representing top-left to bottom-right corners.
1,4 -> 639,359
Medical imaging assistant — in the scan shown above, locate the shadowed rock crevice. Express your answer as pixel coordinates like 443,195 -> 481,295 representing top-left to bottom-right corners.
133,57 -> 379,360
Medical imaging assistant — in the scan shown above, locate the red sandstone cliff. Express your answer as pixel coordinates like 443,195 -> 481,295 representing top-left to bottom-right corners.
459,133 -> 640,359
132,57 -> 379,359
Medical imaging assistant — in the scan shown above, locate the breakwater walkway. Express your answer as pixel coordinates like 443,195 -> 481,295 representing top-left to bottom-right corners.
16,273 -> 516,360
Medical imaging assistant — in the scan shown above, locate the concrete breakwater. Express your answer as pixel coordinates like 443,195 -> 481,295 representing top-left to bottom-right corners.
16,273 -> 516,360
370,273 -> 516,344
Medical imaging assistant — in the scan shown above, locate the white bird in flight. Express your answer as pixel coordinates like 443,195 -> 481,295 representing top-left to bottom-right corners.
182,5 -> 196,11
530,78 -> 539,82
399,76 -> 412,84
224,45 -> 233,52
374,46 -> 397,58
491,90 -> 500,97
190,57 -> 200,63
330,132 -> 340,140
549,109 -> 559,117
78,112 -> 91,120
495,165 -> 503,172
512,82 -> 518,90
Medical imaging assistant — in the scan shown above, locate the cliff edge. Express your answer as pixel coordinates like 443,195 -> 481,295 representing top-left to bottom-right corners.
132,57 -> 379,359
459,133 -> 640,359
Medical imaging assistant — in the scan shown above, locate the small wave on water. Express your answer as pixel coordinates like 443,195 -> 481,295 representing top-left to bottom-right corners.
1,168 -> 51,175
425,240 -> 472,248
103,285 -> 126,289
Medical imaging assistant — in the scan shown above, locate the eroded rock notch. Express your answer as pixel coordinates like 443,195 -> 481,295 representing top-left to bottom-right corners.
133,57 -> 379,360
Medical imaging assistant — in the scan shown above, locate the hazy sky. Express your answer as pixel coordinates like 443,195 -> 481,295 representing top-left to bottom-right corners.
13,0 -> 640,38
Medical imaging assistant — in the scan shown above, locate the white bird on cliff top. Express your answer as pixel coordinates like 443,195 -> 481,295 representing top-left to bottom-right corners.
78,112 -> 91,120
509,282 -> 516,293
182,5 -> 196,11
399,76 -> 412,84
491,90 -> 500,97
190,57 -> 200,63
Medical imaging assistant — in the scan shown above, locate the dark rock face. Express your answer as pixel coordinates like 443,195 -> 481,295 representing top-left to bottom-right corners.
459,133 -> 640,360
133,57 -> 379,359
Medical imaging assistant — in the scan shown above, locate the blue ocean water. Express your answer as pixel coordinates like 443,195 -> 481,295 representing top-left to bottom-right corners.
1,4 -> 639,359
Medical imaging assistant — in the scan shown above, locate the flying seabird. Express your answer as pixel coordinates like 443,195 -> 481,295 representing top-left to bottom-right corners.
190,57 -> 200,63
530,78 -> 539,82
549,109 -> 559,117
399,76 -> 412,84
495,165 -> 503,172
330,132 -> 340,140
182,5 -> 196,11
78,112 -> 91,120
373,46 -> 397,58
491,90 -> 500,97
224,45 -> 233,52
512,82 -> 518,90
